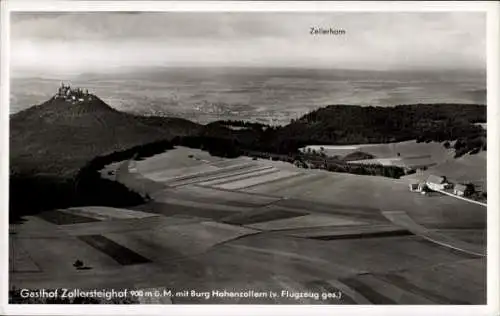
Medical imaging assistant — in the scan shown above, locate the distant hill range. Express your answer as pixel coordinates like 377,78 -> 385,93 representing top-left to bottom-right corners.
275,104 -> 486,148
206,104 -> 486,157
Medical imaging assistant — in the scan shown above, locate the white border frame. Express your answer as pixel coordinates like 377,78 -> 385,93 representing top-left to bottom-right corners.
1,1 -> 499,316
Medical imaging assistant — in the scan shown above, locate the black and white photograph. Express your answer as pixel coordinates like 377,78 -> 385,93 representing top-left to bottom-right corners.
2,1 -> 499,315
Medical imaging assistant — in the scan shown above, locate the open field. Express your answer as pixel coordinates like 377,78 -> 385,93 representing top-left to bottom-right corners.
302,140 -> 453,160
347,156 -> 437,169
303,140 -> 456,170
60,206 -> 158,221
10,146 -> 487,304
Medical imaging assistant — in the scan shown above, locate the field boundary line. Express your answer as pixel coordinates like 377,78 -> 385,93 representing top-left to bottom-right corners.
434,189 -> 487,207
382,211 -> 485,257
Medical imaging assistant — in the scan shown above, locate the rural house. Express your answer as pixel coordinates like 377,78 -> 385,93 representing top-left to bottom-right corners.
426,175 -> 451,191
453,183 -> 474,197
409,182 -> 426,193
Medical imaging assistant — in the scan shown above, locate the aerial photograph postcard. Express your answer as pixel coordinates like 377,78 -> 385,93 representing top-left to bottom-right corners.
3,1 -> 498,314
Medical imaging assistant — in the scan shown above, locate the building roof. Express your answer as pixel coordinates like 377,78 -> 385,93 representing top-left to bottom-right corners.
426,175 -> 445,184
454,184 -> 467,192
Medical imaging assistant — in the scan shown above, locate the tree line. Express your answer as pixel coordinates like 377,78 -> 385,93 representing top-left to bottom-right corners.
278,104 -> 486,157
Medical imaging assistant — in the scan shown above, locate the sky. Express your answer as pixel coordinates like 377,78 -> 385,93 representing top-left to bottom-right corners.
10,12 -> 486,75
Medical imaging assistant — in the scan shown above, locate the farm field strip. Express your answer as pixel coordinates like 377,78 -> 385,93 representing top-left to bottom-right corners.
118,172 -> 168,195
247,214 -> 364,231
103,221 -> 258,260
60,206 -> 157,221
359,274 -> 434,304
37,210 -> 101,225
163,164 -> 272,187
242,173 -> 326,194
214,170 -> 301,190
339,275 -> 433,304
136,155 -> 212,174
176,165 -> 276,187
209,158 -> 254,168
149,190 -> 273,208
14,236 -> 123,272
78,235 -> 152,265
167,185 -> 281,206
332,278 -> 397,305
257,174 -> 337,198
58,216 -> 197,236
376,273 -> 467,304
10,216 -> 71,238
311,230 -> 412,241
152,162 -> 256,183
142,164 -> 221,182
221,208 -> 309,226
152,195 -> 255,212
279,224 -> 407,238
9,238 -> 41,272
197,167 -> 280,187
274,199 -> 386,222
134,147 -> 226,172
394,259 -> 486,304
133,201 -> 239,220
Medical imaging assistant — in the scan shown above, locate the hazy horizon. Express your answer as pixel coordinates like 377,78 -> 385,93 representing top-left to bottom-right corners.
10,11 -> 487,124
11,12 -> 486,76
11,67 -> 486,125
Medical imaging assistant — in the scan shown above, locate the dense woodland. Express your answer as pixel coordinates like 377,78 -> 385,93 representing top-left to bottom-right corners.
181,103 -> 486,158
10,140 -> 175,222
271,104 -> 486,156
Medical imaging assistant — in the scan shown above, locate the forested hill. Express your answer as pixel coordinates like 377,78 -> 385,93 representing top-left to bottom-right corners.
10,95 -> 201,178
267,103 -> 486,155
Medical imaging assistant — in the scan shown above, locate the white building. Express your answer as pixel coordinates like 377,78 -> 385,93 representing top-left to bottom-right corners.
426,175 -> 452,191
409,182 -> 426,192
453,184 -> 474,197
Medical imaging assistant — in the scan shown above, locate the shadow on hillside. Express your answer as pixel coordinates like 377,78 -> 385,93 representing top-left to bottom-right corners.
9,140 -> 176,223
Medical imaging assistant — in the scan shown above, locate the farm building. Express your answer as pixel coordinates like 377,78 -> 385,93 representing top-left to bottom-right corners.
453,184 -> 474,197
426,175 -> 452,191
409,182 -> 426,192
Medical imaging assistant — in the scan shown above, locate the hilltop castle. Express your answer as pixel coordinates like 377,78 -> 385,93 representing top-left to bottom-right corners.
54,82 -> 93,103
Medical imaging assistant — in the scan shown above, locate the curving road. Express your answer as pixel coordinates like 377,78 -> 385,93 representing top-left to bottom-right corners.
382,210 -> 485,257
